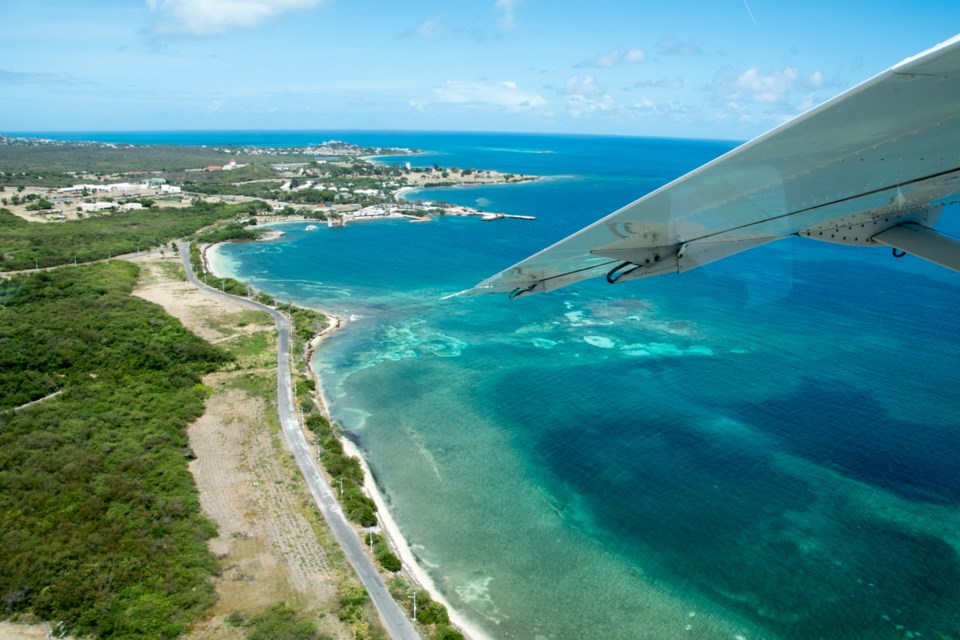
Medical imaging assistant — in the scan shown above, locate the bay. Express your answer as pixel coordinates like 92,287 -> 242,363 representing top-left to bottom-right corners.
75,129 -> 960,639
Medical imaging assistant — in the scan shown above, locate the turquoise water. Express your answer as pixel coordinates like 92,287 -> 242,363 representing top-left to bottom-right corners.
123,130 -> 960,639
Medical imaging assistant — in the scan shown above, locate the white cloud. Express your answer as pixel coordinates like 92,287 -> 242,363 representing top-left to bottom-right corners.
624,98 -> 693,116
579,47 -> 648,68
147,0 -> 322,35
565,75 -> 605,97
433,80 -> 547,110
495,0 -> 522,30
732,66 -> 800,103
0,69 -> 94,86
629,77 -> 685,90
658,36 -> 702,56
712,65 -> 827,126
593,49 -> 621,68
415,16 -> 447,40
564,75 -> 613,117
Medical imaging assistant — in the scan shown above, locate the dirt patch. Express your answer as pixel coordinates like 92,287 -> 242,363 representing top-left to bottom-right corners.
132,256 -> 271,342
186,380 -> 344,638
0,622 -> 53,640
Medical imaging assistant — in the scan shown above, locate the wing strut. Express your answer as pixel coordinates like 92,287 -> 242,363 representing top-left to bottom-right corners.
872,223 -> 960,273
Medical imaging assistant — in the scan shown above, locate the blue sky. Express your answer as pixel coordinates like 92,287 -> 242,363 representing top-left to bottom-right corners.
1,0 -> 958,140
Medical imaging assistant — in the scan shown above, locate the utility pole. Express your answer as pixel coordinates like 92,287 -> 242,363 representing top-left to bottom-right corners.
410,592 -> 417,620
337,476 -> 343,498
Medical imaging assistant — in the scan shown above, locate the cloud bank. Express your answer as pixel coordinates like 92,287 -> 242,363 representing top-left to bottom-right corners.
147,0 -> 321,35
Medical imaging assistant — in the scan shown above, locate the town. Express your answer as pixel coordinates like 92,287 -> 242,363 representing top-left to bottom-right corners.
0,135 -> 537,228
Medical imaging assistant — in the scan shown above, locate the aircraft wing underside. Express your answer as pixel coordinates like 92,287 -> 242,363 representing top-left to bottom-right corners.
460,35 -> 960,298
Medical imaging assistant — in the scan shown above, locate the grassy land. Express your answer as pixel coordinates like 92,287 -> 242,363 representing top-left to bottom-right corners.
0,201 -> 264,271
0,262 -> 229,638
199,299 -> 387,640
0,143 -> 314,188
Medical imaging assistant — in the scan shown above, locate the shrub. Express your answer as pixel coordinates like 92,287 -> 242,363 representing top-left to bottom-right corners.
376,550 -> 402,572
433,625 -> 464,640
246,602 -> 321,640
417,601 -> 450,626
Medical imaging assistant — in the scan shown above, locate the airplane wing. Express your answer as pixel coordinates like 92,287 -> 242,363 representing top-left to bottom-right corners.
460,35 -> 960,299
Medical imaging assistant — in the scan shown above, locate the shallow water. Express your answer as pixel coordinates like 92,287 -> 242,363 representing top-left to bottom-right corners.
210,132 -> 960,640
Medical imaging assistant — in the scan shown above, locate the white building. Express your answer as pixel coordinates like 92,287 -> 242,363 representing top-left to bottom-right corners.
79,202 -> 117,212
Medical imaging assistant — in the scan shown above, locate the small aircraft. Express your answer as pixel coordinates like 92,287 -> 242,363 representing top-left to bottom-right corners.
460,35 -> 960,299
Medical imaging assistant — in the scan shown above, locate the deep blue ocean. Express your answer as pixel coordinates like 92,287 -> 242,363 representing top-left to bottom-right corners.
29,130 -> 960,639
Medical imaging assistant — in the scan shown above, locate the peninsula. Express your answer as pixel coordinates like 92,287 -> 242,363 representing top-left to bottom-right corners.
0,135 -> 526,640
0,135 -> 538,228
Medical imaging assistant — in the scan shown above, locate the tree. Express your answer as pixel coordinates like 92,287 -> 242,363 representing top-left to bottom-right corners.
25,199 -> 54,211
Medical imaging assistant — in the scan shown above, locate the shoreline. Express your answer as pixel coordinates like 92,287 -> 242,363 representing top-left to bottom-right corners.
207,240 -> 489,640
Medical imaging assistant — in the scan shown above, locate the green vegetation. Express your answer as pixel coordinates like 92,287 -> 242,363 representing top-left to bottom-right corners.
366,533 -> 402,572
234,602 -> 328,640
433,625 -> 466,640
388,579 -> 461,640
0,142 -> 311,188
188,242 -> 252,297
335,585 -> 385,640
0,262 -> 230,638
24,198 -> 53,211
194,220 -> 262,244
278,303 -> 328,353
0,201 -> 261,271
306,413 -> 378,527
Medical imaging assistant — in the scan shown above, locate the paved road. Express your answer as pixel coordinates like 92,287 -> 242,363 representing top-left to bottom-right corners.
179,243 -> 420,640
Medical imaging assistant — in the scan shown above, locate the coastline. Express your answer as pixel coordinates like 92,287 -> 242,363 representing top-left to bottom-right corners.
206,240 -> 488,640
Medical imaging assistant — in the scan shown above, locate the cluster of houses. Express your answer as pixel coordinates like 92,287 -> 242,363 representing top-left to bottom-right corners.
278,179 -> 388,200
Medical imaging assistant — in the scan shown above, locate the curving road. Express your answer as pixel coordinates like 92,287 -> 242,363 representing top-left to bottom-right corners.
179,243 -> 420,640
